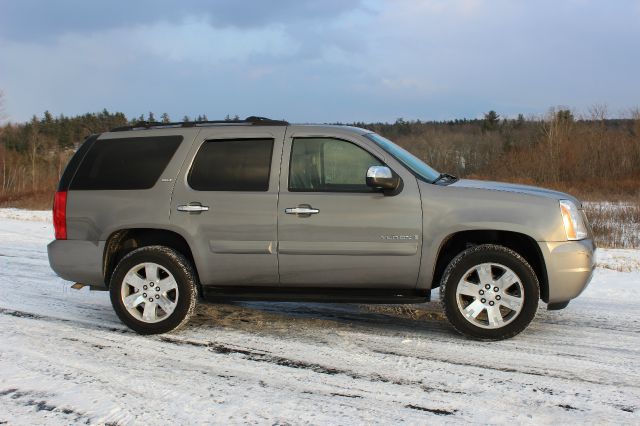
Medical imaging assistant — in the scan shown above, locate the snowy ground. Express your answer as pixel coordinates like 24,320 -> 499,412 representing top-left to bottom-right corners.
0,209 -> 639,425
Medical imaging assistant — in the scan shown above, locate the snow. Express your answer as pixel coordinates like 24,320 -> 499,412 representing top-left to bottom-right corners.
597,248 -> 640,272
0,209 -> 639,424
0,208 -> 52,223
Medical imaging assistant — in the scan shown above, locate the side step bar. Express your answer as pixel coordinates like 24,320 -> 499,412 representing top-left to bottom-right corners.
201,286 -> 430,304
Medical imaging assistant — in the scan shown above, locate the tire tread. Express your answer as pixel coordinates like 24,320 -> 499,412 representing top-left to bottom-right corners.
440,244 -> 540,340
109,245 -> 197,335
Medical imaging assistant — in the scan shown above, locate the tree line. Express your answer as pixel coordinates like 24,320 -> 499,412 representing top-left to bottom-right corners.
0,101 -> 639,208
357,108 -> 640,199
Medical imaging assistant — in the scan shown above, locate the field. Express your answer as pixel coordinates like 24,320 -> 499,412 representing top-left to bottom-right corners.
0,209 -> 639,425
584,202 -> 640,248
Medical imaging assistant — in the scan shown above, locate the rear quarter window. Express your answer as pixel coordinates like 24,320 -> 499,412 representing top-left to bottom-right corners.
69,136 -> 183,190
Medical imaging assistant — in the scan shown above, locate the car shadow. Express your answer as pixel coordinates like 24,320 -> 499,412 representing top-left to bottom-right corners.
185,299 -> 459,340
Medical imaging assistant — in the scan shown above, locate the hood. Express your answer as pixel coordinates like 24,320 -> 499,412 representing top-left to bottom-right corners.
449,179 -> 581,205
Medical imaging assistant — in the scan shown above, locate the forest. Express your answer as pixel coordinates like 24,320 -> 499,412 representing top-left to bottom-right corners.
0,97 -> 639,210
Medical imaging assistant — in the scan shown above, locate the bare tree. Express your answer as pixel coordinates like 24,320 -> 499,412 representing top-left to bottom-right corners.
27,117 -> 44,191
541,107 -> 574,183
0,90 -> 6,123
0,91 -> 6,193
630,107 -> 640,170
588,104 -> 608,122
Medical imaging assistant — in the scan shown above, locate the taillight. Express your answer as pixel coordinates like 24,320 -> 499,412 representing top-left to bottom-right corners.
53,191 -> 67,240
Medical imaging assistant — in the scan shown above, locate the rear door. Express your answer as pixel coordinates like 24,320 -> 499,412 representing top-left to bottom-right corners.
277,127 -> 423,289
170,126 -> 286,286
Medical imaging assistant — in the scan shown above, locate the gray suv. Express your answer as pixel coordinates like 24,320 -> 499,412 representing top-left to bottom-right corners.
47,117 -> 595,340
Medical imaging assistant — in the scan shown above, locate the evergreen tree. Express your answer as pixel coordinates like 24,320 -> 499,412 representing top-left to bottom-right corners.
555,109 -> 574,123
482,110 -> 500,131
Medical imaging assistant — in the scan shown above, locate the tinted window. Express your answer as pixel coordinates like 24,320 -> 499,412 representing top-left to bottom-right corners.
70,136 -> 182,190
188,139 -> 274,191
289,138 -> 383,192
58,134 -> 98,191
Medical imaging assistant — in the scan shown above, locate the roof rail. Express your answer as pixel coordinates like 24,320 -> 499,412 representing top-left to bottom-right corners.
110,116 -> 288,132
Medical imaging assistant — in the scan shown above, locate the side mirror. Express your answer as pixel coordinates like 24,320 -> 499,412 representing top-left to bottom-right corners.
366,166 -> 400,191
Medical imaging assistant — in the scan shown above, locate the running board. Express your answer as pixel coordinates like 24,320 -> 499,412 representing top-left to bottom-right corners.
201,286 -> 430,304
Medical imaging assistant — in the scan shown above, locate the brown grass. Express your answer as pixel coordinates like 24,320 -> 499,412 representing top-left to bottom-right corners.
583,202 -> 640,248
0,190 -> 53,210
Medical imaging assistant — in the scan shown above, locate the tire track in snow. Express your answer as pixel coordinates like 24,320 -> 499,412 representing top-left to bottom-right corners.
1,213 -> 640,423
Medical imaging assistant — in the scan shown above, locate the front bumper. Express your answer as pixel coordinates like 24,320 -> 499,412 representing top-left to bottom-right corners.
538,239 -> 595,306
47,239 -> 106,287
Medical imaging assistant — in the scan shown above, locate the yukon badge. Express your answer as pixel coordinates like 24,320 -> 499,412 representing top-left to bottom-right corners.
380,235 -> 419,241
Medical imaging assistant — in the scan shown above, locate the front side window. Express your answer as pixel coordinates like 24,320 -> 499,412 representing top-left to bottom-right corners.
289,137 -> 383,192
188,139 -> 274,191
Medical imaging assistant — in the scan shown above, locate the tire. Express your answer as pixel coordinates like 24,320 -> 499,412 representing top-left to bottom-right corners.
440,244 -> 539,340
109,246 -> 197,335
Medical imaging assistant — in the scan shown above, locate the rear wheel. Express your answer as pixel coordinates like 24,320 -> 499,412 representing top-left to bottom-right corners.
109,246 -> 197,335
440,244 -> 539,340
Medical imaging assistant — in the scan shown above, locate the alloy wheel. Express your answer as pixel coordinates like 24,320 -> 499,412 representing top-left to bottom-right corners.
455,262 -> 525,329
120,262 -> 179,323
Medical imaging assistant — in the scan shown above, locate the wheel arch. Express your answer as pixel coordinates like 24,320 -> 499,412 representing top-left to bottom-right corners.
432,229 -> 549,302
103,228 -> 200,292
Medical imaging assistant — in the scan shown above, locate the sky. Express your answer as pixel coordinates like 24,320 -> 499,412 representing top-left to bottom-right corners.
1,0 -> 639,123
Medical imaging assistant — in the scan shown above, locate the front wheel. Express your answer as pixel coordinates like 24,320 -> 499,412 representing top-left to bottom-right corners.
109,246 -> 197,335
440,244 -> 539,340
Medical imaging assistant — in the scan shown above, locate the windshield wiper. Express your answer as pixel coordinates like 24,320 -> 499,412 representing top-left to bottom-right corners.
432,173 -> 458,184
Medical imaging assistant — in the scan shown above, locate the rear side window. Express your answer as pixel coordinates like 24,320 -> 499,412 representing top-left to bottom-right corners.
188,139 -> 274,191
70,136 -> 182,190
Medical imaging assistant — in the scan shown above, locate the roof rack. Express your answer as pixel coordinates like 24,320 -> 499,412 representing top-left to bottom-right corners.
110,116 -> 288,132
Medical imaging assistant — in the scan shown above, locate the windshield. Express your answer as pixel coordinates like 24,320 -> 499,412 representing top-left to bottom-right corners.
364,133 -> 440,183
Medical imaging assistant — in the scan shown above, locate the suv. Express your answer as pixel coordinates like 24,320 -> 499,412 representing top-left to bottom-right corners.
47,117 -> 595,340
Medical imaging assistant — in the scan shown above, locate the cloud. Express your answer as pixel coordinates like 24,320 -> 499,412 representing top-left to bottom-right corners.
0,0 -> 363,41
0,0 -> 638,123
0,18 -> 302,120
379,77 -> 438,95
133,19 -> 296,64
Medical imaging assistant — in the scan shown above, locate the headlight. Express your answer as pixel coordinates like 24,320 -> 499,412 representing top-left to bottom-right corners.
559,200 -> 588,240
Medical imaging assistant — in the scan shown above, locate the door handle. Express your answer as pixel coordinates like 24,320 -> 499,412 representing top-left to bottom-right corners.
285,206 -> 319,215
177,204 -> 209,212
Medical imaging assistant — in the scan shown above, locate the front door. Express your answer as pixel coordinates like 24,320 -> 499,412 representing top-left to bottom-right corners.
170,126 -> 286,287
277,130 -> 423,288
